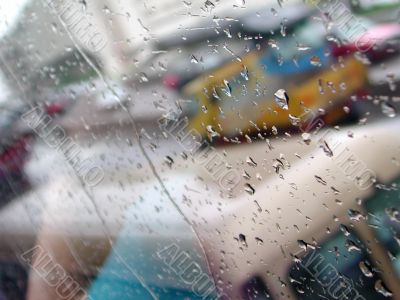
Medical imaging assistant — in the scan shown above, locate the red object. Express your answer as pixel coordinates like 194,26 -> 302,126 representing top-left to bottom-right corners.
0,136 -> 30,175
163,74 -> 180,90
45,102 -> 66,115
332,23 -> 400,60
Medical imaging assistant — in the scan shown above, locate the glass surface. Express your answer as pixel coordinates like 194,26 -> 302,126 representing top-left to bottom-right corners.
0,1 -> 399,299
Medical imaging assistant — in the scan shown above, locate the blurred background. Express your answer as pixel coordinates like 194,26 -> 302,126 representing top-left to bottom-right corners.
0,0 -> 399,299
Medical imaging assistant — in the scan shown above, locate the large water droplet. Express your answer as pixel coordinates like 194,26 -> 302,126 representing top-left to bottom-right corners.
274,89 -> 289,110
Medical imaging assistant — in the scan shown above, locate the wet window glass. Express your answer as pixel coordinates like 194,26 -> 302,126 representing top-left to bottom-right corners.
0,0 -> 399,299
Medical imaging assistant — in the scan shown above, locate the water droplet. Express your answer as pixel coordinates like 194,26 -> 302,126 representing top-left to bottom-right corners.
51,23 -> 58,33
223,28 -> 232,38
273,159 -> 284,174
244,183 -> 255,195
375,280 -> 392,297
315,175 -> 327,185
238,233 -> 248,247
254,200 -> 262,212
242,170 -> 251,180
296,43 -> 311,51
245,134 -> 252,143
103,5 -> 111,14
331,186 -> 340,195
240,66 -> 249,81
394,235 -> 400,247
206,125 -> 220,138
310,56 -> 321,66
339,224 -> 350,236
268,39 -> 279,49
385,207 -> 400,223
204,0 -> 215,10
222,79 -> 232,97
302,133 -> 311,145
348,209 -> 365,221
126,138 -> 133,146
139,72 -> 149,82
297,240 -> 315,251
359,261 -> 373,278
318,79 -> 325,94
296,286 -> 305,294
320,140 -> 333,157
381,102 -> 396,118
289,114 -> 301,126
190,54 -> 199,64
181,152 -> 188,160
164,156 -> 174,167
346,239 -> 361,252
280,22 -> 286,37
246,156 -> 257,167
274,89 -> 289,110
255,237 -> 264,245
292,255 -> 301,264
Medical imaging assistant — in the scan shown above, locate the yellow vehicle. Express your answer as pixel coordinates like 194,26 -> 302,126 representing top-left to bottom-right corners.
181,19 -> 368,140
183,52 -> 366,137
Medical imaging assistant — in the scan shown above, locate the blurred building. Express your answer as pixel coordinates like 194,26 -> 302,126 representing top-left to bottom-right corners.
1,0 -> 311,88
1,0 -> 398,100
